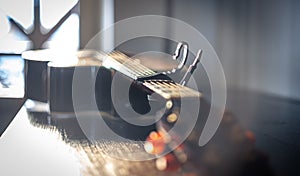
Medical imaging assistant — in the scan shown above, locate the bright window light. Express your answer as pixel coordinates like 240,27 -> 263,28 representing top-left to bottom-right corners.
42,14 -> 79,51
0,0 -> 34,30
0,10 -> 10,38
40,0 -> 78,31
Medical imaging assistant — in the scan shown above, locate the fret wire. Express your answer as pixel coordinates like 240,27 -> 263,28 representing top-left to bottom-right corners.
108,51 -> 156,78
107,51 -> 201,98
143,80 -> 201,99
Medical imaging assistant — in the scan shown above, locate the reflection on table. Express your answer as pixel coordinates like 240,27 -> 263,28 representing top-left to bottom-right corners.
0,98 -> 274,176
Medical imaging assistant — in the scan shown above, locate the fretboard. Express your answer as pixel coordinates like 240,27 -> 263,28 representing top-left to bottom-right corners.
104,51 -> 158,80
143,80 -> 201,99
105,51 -> 201,100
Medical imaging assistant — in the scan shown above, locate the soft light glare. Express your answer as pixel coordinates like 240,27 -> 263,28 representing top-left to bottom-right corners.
105,163 -> 114,171
156,157 -> 167,171
42,14 -> 79,51
0,0 -> 33,30
0,11 -> 10,38
40,0 -> 78,30
0,107 -> 80,176
47,49 -> 79,67
149,131 -> 159,140
144,141 -> 154,154
105,163 -> 116,176
0,33 -> 31,53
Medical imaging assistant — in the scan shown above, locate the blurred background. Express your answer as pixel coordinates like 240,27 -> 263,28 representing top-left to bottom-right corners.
114,0 -> 300,100
1,0 -> 299,99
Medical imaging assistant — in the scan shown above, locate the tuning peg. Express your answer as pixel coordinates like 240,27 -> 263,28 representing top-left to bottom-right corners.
180,49 -> 202,86
164,42 -> 189,74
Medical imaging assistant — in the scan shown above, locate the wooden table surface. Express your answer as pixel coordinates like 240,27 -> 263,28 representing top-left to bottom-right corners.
0,90 -> 287,176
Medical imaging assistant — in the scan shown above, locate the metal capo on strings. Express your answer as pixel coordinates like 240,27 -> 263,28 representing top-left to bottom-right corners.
163,42 -> 203,86
180,49 -> 202,86
163,42 -> 189,74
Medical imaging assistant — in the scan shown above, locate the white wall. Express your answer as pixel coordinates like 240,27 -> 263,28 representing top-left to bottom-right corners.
171,0 -> 300,99
114,0 -> 300,99
114,0 -> 169,53
80,0 -> 114,51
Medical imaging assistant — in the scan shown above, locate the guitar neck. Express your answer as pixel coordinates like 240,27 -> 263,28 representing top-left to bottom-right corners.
105,51 -> 201,100
143,80 -> 201,99
104,51 -> 158,80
